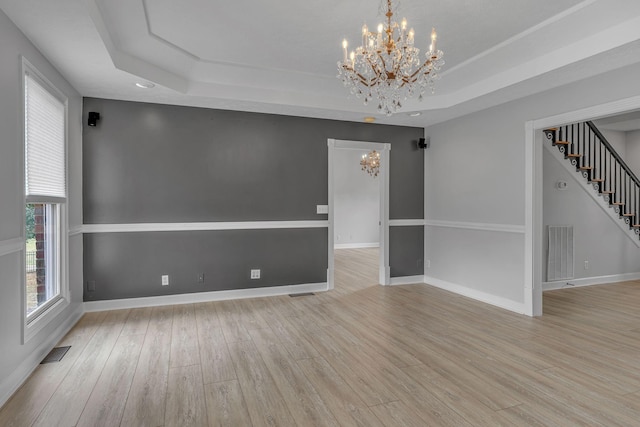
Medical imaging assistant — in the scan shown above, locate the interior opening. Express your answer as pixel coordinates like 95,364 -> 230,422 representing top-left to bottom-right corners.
332,147 -> 382,293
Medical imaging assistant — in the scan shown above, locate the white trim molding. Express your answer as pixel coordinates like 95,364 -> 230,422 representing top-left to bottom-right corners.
334,243 -> 379,249
543,272 -> 640,291
389,219 -> 425,227
424,219 -> 526,234
68,226 -> 83,236
80,220 -> 329,234
0,303 -> 84,409
424,275 -> 526,314
390,275 -> 425,286
84,282 -> 329,312
0,237 -> 24,257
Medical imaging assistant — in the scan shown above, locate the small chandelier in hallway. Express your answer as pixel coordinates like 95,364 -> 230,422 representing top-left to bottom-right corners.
360,150 -> 381,177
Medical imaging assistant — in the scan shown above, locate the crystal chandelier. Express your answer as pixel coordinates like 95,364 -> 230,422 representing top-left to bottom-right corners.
361,150 -> 381,177
337,0 -> 445,116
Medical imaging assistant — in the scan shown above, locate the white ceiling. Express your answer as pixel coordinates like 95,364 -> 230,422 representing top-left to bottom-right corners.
2,0 -> 640,127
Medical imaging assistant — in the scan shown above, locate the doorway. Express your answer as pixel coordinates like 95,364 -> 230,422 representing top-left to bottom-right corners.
526,95 -> 640,316
327,139 -> 391,290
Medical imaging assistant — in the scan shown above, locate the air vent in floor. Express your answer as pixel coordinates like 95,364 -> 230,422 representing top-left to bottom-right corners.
41,346 -> 71,364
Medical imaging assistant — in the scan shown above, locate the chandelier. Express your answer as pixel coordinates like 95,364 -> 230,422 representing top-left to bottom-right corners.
361,150 -> 381,177
337,0 -> 445,116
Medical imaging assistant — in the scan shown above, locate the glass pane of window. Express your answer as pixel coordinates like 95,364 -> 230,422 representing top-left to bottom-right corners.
26,202 -> 59,316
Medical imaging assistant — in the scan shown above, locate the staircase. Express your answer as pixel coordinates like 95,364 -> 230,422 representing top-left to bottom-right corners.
544,121 -> 640,241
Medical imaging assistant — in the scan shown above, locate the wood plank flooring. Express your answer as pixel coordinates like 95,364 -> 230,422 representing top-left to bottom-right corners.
2,248 -> 640,426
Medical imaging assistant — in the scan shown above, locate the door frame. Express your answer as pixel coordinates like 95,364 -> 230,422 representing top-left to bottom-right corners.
525,94 -> 640,316
327,139 -> 391,289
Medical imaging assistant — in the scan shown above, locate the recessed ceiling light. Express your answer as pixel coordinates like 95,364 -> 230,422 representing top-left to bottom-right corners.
135,81 -> 155,89
409,112 -> 421,117
364,116 -> 376,123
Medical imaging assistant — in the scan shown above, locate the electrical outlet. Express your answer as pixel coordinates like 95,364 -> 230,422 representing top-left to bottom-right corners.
250,269 -> 261,279
162,275 -> 169,286
87,280 -> 96,292
584,260 -> 589,270
197,273 -> 205,283
426,259 -> 431,268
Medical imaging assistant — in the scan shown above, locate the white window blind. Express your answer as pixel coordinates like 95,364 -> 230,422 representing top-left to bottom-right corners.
25,71 -> 66,202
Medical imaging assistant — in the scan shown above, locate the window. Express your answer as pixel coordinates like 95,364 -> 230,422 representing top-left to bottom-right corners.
23,59 -> 68,335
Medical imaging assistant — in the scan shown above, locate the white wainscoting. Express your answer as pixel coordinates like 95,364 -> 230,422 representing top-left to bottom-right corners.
334,243 -> 379,249
0,303 -> 84,409
543,272 -> 640,291
424,219 -> 525,234
0,237 -> 24,258
389,219 -> 425,227
81,220 -> 329,234
85,282 -> 329,312
424,275 -> 527,314
389,275 -> 425,286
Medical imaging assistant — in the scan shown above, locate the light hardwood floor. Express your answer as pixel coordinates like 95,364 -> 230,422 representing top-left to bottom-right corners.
3,248 -> 640,426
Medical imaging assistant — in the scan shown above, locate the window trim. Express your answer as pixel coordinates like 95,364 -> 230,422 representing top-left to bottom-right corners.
21,57 -> 70,344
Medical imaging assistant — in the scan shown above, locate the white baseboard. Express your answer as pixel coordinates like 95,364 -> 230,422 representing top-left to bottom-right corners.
543,272 -> 640,291
389,275 -> 425,286
423,275 -> 526,314
84,282 -> 329,312
334,243 -> 379,249
0,303 -> 84,409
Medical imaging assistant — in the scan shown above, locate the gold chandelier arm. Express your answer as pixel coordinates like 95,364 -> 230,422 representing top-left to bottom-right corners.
337,0 -> 444,115
408,58 -> 434,80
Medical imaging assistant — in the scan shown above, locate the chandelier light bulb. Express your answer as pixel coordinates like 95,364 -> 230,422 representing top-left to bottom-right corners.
342,39 -> 348,62
431,27 -> 437,52
337,0 -> 445,115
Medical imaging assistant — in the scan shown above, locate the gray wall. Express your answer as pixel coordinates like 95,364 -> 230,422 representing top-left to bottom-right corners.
0,8 -> 83,405
83,98 -> 424,301
425,61 -> 640,309
334,149 -> 380,247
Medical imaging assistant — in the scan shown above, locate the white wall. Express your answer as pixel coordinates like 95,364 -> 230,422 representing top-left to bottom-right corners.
425,61 -> 640,313
334,149 -> 380,248
0,9 -> 83,406
625,130 -> 640,174
600,129 -> 627,160
543,148 -> 640,281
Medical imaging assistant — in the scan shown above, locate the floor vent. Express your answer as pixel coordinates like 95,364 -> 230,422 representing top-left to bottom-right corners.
289,292 -> 315,297
41,346 -> 71,364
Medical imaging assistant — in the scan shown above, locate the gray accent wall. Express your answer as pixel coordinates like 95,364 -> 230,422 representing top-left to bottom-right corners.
83,98 -> 424,300
83,229 -> 327,301
390,226 -> 424,277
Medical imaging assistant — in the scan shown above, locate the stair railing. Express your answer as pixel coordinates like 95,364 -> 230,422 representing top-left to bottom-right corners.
544,121 -> 640,235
